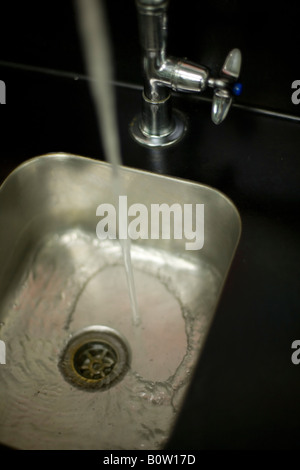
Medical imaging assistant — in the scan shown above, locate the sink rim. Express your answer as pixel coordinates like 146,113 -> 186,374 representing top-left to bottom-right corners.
0,151 -> 242,235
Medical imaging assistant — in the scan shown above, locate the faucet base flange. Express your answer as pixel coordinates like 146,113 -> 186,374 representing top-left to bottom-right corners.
130,109 -> 187,148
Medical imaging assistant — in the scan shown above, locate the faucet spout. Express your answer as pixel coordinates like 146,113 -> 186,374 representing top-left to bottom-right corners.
135,0 -> 169,99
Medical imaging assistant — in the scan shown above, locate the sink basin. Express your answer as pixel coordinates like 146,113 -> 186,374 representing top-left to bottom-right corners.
0,153 -> 241,450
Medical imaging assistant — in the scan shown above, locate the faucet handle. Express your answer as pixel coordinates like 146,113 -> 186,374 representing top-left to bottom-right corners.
221,48 -> 242,80
211,88 -> 232,125
210,48 -> 242,125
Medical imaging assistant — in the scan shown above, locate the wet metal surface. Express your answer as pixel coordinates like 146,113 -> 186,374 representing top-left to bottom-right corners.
0,154 -> 240,449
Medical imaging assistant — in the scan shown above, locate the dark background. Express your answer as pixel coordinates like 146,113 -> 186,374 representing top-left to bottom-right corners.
0,0 -> 300,451
1,0 -> 300,116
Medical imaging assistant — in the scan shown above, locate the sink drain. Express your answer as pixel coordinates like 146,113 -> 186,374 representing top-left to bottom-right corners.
59,326 -> 131,391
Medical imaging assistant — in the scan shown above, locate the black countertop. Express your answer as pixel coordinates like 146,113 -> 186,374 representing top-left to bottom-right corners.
0,65 -> 300,450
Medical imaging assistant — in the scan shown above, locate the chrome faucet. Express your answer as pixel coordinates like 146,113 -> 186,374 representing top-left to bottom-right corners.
130,0 -> 242,147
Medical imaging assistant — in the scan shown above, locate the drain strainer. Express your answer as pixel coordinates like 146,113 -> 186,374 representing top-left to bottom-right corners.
59,326 -> 131,391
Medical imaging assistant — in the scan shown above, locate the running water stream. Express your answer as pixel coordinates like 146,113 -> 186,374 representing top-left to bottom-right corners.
75,0 -> 140,326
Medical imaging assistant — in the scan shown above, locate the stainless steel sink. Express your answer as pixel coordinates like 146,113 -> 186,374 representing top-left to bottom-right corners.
0,153 -> 241,450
